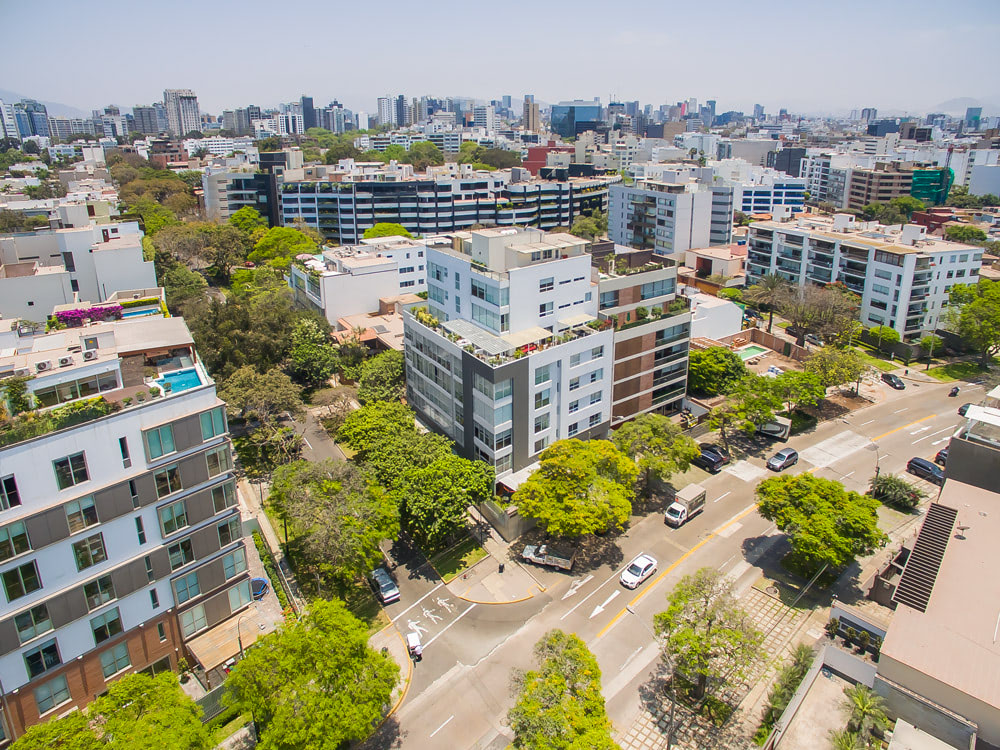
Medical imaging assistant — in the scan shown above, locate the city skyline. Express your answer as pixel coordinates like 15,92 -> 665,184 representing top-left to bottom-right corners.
2,0 -> 998,118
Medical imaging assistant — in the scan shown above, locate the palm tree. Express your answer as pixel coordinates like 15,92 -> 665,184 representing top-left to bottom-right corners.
830,729 -> 863,750
844,683 -> 888,739
743,273 -> 788,333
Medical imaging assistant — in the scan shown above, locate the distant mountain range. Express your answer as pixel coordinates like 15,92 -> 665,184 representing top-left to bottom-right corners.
0,89 -> 89,118
929,97 -> 999,116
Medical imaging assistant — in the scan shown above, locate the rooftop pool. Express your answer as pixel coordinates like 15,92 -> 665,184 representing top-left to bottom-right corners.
155,368 -> 203,393
122,308 -> 158,318
738,344 -> 768,361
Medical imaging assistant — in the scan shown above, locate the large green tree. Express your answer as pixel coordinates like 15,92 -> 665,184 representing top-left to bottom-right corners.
771,370 -> 825,413
12,672 -> 210,750
362,222 -> 413,239
945,225 -> 987,244
357,349 -> 405,404
514,439 -> 638,536
224,599 -> 399,749
229,205 -> 268,234
611,413 -> 699,495
779,285 -> 859,346
654,568 -> 763,700
868,325 -> 900,350
708,375 -> 782,450
947,279 -> 1000,365
507,630 -> 617,750
286,318 -> 339,388
743,273 -> 789,333
687,346 -> 747,396
756,474 -> 887,576
248,226 -> 318,270
868,473 -> 926,510
804,347 -> 870,390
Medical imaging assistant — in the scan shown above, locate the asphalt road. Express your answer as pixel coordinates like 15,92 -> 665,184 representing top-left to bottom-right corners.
366,376 -> 982,749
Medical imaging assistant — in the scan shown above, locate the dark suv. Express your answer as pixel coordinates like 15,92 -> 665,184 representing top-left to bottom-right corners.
907,457 -> 944,485
881,373 -> 905,390
692,444 -> 731,473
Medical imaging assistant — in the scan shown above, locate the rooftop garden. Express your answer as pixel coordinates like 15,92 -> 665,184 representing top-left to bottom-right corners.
0,396 -> 121,448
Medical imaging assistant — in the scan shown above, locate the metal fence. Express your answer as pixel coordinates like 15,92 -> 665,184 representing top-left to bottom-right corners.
197,683 -> 228,722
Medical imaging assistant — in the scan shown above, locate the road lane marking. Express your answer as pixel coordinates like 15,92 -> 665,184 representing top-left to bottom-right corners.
893,408 -> 908,414
429,715 -> 454,738
913,426 -> 954,445
391,582 -> 445,623
560,565 -> 629,620
713,491 -> 731,503
860,419 -> 876,426
590,590 -> 621,618
932,438 -> 949,446
620,645 -> 643,672
842,470 -> 855,478
425,603 -> 476,647
873,414 -> 937,442
562,574 -> 594,600
596,503 -> 759,640
909,426 -> 931,435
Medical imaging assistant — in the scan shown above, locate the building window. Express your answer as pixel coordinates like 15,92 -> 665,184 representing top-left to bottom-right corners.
539,302 -> 553,317
599,290 -> 619,310
150,589 -> 159,609
539,277 -> 554,293
129,480 -> 140,509
179,605 -> 207,637
588,368 -> 603,384
84,575 -> 116,610
213,482 -> 237,513
1,475 -> 21,511
570,353 -> 582,367
534,437 -> 548,453
66,496 -> 99,534
589,413 -> 601,427
534,389 -> 550,409
144,555 -> 154,582
534,365 -> 551,385
156,623 -> 167,642
173,571 -> 200,604
494,379 -> 512,399
228,580 -> 252,613
569,399 -> 580,414
4,561 -> 41,601
135,517 -> 146,545
34,675 -> 70,715
73,533 -> 107,571
15,604 -> 52,643
158,501 -> 188,536
569,376 -> 580,391
590,391 -> 602,405
591,346 -> 604,359
24,639 -> 61,678
200,408 -> 227,440
567,422 -> 579,437
118,437 -> 131,468
0,521 -> 30,561
218,517 -> 240,547
223,547 -> 247,579
640,279 -> 672,299
100,642 -> 130,678
168,539 -> 194,571
53,452 -> 89,490
91,608 -> 123,644
495,454 -> 512,475
534,413 -> 550,433
154,466 -> 182,498
206,447 -> 231,478
143,425 -> 175,460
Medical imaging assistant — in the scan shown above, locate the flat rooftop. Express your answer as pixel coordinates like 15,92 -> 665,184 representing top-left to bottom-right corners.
880,480 -> 1000,711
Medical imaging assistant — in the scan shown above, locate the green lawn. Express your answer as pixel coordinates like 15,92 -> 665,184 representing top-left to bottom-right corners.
852,348 -> 899,373
776,321 -> 791,329
429,536 -> 489,583
926,358 -> 999,382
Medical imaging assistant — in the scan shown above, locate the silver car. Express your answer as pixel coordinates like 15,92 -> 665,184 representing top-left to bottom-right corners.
767,448 -> 799,471
369,566 -> 400,604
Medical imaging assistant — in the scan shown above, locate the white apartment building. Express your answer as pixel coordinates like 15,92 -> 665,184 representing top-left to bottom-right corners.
0,308 -> 247,740
162,89 -> 200,137
0,222 -> 155,321
288,236 -> 430,324
181,137 -> 256,158
404,229 -> 614,480
473,106 -> 496,133
708,159 -> 807,215
746,214 -> 983,339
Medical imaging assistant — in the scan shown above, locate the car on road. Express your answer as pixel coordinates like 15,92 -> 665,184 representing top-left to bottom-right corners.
881,373 -> 905,390
804,333 -> 823,346
958,403 -> 973,417
934,447 -> 949,466
368,566 -> 400,604
767,448 -> 799,471
620,554 -> 657,589
907,457 -> 944,485
692,443 -> 731,472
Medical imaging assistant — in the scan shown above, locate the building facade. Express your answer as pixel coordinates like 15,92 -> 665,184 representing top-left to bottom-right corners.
163,90 -> 200,137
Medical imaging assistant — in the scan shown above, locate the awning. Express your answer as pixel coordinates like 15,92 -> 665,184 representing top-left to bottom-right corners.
498,461 -> 541,492
443,318 -> 510,356
501,326 -> 552,349
558,312 -> 593,328
185,602 -> 279,672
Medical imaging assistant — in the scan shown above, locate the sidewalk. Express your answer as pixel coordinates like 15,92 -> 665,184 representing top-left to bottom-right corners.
444,508 -> 543,605
369,622 -> 413,719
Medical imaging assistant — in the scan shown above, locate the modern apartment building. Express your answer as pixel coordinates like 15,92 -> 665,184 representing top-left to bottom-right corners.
162,89 -> 200,138
710,160 -> 806,215
745,213 -> 983,339
280,173 -> 616,244
202,170 -> 278,226
608,178 -> 733,261
0,306 -> 246,741
846,162 -> 953,210
522,96 -> 540,134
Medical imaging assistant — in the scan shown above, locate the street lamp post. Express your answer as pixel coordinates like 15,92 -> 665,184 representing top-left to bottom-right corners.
626,604 -> 674,750
236,611 -> 254,659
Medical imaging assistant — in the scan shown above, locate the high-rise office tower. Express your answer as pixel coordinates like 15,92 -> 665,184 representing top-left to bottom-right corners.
300,96 -> 316,130
522,95 -> 540,133
163,89 -> 200,136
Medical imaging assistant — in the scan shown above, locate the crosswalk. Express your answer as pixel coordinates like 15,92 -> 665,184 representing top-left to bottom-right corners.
798,430 -> 872,468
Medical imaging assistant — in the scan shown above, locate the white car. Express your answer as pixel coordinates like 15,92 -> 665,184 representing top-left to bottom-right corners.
620,554 -> 657,589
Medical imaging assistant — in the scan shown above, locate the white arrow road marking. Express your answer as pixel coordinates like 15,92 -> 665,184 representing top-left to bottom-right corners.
910,426 -> 931,435
562,574 -> 594,600
590,590 -> 620,619
931,437 -> 949,446
913,426 -> 953,445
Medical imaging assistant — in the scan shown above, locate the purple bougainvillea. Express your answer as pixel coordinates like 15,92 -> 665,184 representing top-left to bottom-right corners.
54,305 -> 123,326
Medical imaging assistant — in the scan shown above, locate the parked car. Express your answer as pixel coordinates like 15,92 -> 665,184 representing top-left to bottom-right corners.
804,333 -> 823,346
620,554 -> 658,589
691,443 -> 731,472
767,448 -> 799,471
368,566 -> 400,604
934,447 -> 949,466
907,457 -> 944,485
958,403 -> 973,417
881,373 -> 905,390
250,577 -> 269,600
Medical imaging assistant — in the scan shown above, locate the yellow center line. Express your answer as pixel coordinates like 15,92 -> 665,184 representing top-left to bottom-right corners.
596,503 -> 760,639
871,413 -> 937,442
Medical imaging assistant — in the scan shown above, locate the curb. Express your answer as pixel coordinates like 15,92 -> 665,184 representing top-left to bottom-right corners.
453,585 -> 540,606
373,625 -> 413,728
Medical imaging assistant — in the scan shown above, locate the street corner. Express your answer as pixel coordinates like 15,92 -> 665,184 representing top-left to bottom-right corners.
445,552 -> 541,605
370,622 -> 413,716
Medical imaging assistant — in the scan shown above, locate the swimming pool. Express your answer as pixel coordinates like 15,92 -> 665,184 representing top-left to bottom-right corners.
738,345 -> 768,361
122,308 -> 157,318
155,368 -> 202,393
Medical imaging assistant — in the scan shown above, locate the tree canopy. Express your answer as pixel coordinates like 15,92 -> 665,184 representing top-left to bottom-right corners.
357,349 -> 405,404
804,347 -> 870,389
947,279 -> 1000,365
756,473 -> 887,575
945,224 -> 988,244
611,413 -> 699,495
868,473 -> 926,510
507,630 -> 617,750
362,222 -> 413,239
654,568 -> 763,700
456,143 -> 522,169
229,206 -> 268,234
743,274 -> 789,333
709,374 -> 782,450
779,285 -> 859,346
224,598 -> 399,749
286,318 -> 339,388
770,370 -> 825,413
514,439 -> 638,536
687,346 -> 747,396
248,226 -> 318,271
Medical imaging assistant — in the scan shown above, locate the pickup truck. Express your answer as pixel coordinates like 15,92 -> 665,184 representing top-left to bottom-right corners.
665,483 -> 707,527
521,544 -> 577,571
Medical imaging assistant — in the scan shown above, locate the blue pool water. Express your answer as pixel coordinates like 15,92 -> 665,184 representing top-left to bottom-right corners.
122,308 -> 156,318
155,368 -> 202,393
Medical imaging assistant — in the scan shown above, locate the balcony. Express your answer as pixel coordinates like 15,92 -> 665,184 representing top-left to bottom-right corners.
808,254 -> 833,268
778,249 -> 802,261
807,265 -> 833,283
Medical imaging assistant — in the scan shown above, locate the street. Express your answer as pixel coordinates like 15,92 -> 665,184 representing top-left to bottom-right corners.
366,375 -> 982,749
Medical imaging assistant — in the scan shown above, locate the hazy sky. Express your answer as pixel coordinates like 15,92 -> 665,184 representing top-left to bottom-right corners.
3,0 -> 998,117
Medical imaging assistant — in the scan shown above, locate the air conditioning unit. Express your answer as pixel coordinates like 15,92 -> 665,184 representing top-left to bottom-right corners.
36,360 -> 52,372
83,350 -> 99,361
58,356 -> 74,367
14,368 -> 30,377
